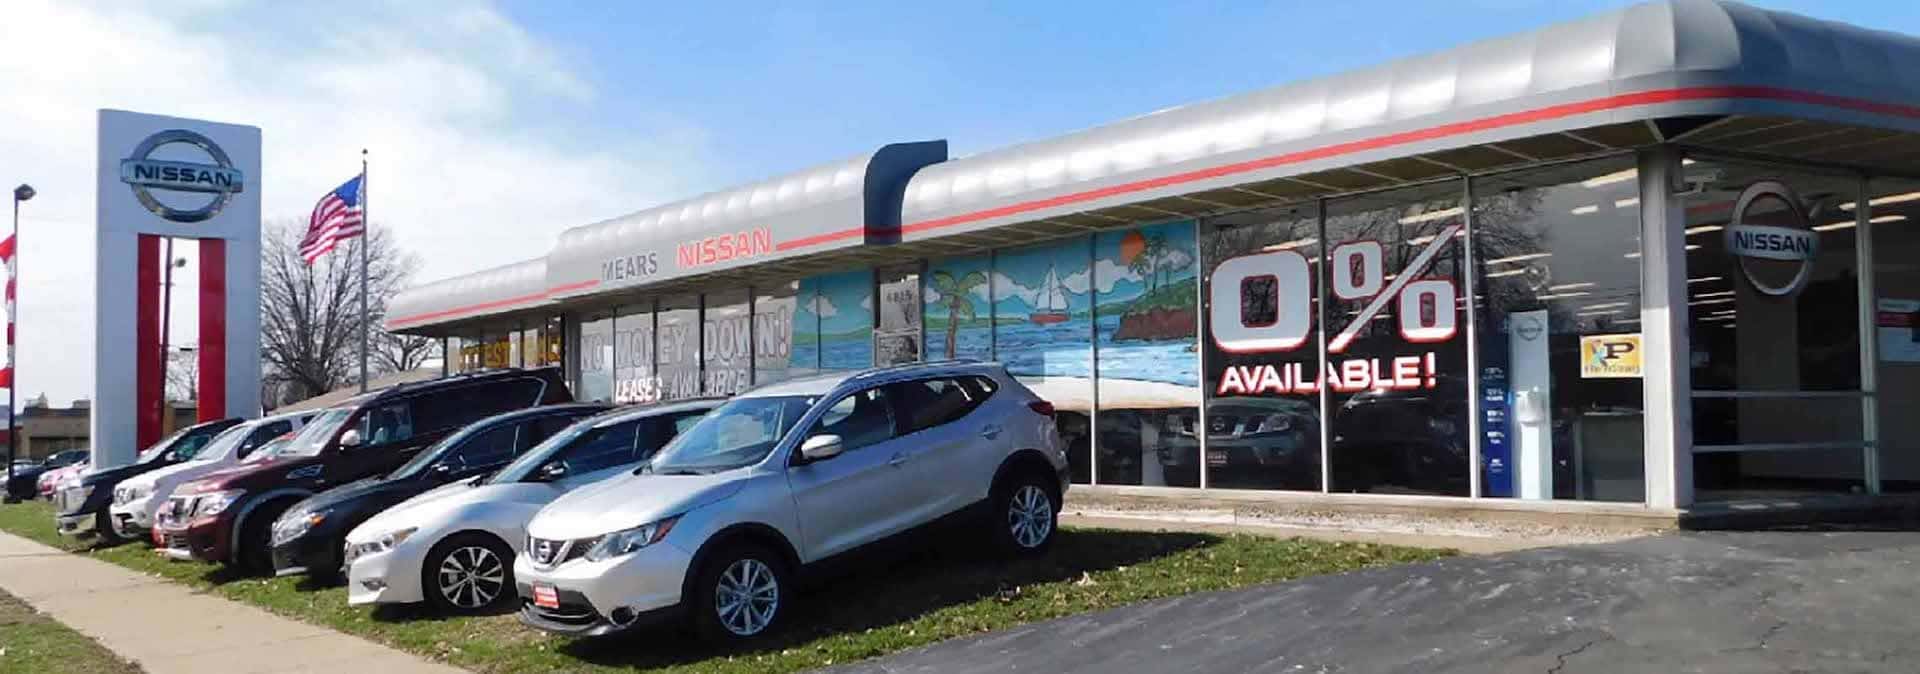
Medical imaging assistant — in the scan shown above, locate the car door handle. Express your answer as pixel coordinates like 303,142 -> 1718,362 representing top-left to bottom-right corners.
887,452 -> 911,467
980,425 -> 1003,440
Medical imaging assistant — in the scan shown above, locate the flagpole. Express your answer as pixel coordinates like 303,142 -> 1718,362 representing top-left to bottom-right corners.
358,149 -> 369,393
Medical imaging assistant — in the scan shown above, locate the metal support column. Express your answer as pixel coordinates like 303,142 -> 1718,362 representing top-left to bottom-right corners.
1638,147 -> 1694,509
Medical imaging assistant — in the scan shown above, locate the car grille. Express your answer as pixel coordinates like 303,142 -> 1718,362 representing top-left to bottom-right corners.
165,534 -> 190,551
525,535 -> 602,568
158,496 -> 197,526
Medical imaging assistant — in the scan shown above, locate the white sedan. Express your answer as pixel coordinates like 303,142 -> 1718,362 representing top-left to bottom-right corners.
344,399 -> 718,614
108,411 -> 313,542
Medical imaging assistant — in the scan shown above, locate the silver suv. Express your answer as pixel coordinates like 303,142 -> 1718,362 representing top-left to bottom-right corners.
514,361 -> 1068,642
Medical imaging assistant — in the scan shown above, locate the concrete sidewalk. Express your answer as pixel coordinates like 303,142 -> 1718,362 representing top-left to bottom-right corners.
0,531 -> 461,674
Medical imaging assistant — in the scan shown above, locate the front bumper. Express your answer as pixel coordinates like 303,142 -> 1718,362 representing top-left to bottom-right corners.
345,538 -> 431,606
55,512 -> 96,536
108,501 -> 156,540
511,541 -> 695,637
156,516 -> 232,563
270,531 -> 344,578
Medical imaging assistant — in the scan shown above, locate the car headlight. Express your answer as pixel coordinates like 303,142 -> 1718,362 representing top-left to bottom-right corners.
193,490 -> 245,518
271,509 -> 329,546
61,484 -> 94,506
347,527 -> 417,562
583,516 -> 681,563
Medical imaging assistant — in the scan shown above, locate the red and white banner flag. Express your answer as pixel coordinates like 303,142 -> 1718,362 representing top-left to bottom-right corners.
0,233 -> 14,389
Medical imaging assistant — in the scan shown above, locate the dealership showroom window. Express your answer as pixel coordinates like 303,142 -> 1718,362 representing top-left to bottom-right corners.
417,151 -> 1920,505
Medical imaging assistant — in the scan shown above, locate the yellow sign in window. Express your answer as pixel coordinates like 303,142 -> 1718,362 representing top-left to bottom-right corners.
1580,334 -> 1643,378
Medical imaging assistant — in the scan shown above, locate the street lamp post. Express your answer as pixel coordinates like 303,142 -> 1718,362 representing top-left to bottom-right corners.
6,184 -> 33,501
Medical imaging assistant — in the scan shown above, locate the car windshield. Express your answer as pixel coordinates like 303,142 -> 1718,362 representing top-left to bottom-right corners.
134,426 -> 196,464
647,396 -> 813,475
389,415 -> 499,480
243,437 -> 292,463
279,408 -> 354,458
487,415 -> 599,485
188,424 -> 253,463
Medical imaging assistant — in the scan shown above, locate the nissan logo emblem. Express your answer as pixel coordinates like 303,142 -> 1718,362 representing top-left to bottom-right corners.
118,128 -> 246,223
1725,181 -> 1820,298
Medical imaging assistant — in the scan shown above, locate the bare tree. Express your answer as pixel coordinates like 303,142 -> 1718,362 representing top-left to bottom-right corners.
165,349 -> 199,402
259,220 -> 422,403
376,331 -> 441,375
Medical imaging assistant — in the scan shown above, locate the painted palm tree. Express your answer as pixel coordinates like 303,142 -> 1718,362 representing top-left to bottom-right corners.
931,269 -> 988,357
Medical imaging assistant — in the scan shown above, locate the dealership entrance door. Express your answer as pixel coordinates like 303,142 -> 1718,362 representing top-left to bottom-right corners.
1684,158 -> 1868,500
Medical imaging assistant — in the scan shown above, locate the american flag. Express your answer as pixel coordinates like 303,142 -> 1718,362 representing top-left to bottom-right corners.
301,174 -> 366,264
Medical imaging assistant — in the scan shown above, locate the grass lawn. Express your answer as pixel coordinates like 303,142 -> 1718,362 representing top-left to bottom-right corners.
0,499 -> 1449,673
0,587 -> 143,674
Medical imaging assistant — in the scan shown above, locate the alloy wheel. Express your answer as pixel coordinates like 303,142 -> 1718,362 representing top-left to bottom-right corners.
437,545 -> 506,609
713,558 -> 779,637
1007,484 -> 1054,549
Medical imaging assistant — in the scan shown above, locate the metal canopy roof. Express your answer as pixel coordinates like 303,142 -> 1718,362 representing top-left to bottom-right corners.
389,0 -> 1920,335
894,0 -> 1920,246
388,257 -> 547,331
543,141 -> 946,300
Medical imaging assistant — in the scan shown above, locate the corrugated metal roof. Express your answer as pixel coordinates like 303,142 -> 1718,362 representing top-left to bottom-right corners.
896,0 -> 1920,241
388,257 -> 548,330
542,141 -> 945,299
388,0 -> 1920,333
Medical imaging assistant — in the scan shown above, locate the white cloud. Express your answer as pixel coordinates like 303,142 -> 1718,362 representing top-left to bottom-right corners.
814,295 -> 840,319
923,287 -> 942,304
859,294 -> 872,312
0,0 -> 712,406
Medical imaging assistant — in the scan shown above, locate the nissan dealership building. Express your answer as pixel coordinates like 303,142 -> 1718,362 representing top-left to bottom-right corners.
387,0 -> 1920,513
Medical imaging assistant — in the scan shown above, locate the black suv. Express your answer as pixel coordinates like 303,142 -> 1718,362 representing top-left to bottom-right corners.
55,418 -> 243,542
157,367 -> 572,574
268,402 -> 611,581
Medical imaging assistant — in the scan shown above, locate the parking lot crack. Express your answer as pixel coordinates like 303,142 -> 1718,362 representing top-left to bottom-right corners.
1545,634 -> 1613,674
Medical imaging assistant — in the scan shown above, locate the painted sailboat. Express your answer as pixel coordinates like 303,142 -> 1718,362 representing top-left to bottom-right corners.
1029,265 -> 1071,325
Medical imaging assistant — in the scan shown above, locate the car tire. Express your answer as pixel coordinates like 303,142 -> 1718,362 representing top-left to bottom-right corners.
989,469 -> 1058,557
236,501 -> 285,576
94,510 -> 126,545
421,533 -> 516,615
688,543 -> 791,645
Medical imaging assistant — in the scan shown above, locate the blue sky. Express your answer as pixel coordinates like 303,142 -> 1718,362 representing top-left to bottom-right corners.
503,0 -> 1920,185
4,0 -> 1920,404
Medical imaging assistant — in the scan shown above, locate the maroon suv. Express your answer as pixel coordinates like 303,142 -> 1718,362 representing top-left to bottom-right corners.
156,367 -> 572,574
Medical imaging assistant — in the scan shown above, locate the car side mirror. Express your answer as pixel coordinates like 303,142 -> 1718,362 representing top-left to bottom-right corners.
537,461 -> 568,482
338,429 -> 364,450
800,434 -> 844,463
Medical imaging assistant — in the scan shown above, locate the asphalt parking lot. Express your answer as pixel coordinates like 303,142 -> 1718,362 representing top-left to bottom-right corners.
835,526 -> 1920,673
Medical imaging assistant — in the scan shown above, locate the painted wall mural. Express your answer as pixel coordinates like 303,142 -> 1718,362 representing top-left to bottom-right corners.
815,270 -> 875,371
925,254 -> 992,362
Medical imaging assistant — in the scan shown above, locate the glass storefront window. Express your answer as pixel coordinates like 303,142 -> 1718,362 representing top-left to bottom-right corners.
790,277 -> 823,377
755,282 -> 799,386
925,254 -> 993,362
536,316 -> 564,367
576,312 -> 614,403
509,325 -> 525,368
445,336 -> 468,374
1473,157 -> 1645,503
657,295 -> 702,400
1202,205 -> 1323,491
1872,177 -> 1920,493
996,237 -> 1094,484
478,332 -> 513,369
704,289 -> 752,396
1096,221 -> 1201,487
613,304 -> 655,404
815,270 -> 875,371
1685,158 -> 1865,499
875,265 -> 923,366
1325,182 -> 1471,496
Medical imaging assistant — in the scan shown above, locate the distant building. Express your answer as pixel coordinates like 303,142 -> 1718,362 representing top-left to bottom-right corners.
12,399 -> 200,461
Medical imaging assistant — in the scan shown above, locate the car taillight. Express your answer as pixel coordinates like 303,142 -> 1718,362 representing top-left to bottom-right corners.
1029,401 -> 1055,416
